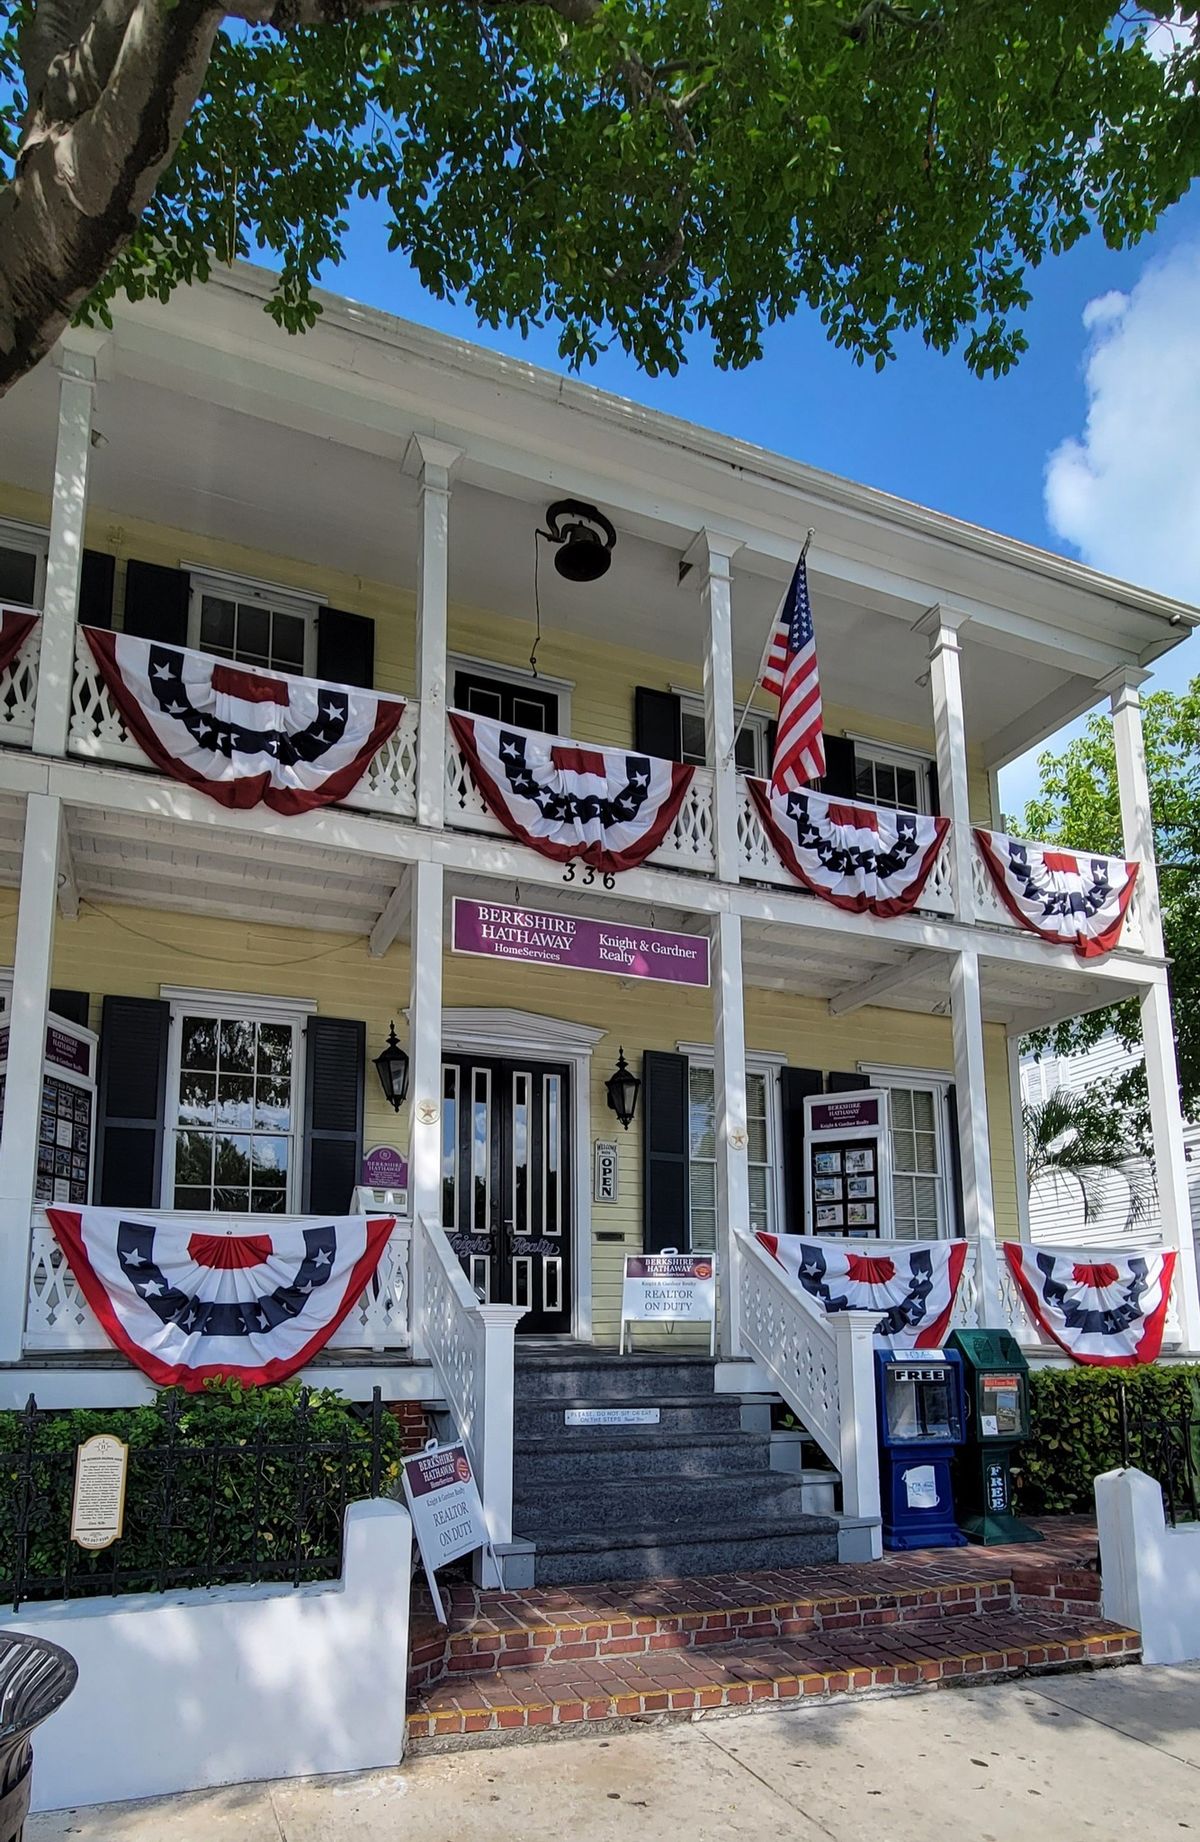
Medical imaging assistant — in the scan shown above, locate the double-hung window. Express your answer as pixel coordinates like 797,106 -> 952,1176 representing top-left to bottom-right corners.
679,695 -> 770,776
686,1057 -> 779,1246
189,574 -> 318,678
165,1000 -> 306,1213
862,1068 -> 952,1240
851,741 -> 932,815
0,520 -> 47,608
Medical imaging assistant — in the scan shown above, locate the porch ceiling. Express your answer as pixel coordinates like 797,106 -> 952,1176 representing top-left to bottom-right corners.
59,805 -> 401,936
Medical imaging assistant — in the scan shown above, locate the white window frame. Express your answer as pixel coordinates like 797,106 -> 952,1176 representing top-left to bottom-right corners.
186,569 -> 322,678
678,1043 -> 786,1242
448,652 -> 574,734
847,735 -> 933,814
676,689 -> 771,777
161,989 -> 313,1216
0,517 -> 49,609
858,1062 -> 954,1241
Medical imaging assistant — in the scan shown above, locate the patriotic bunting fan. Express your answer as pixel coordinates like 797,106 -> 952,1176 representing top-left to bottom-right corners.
84,630 -> 405,815
0,607 -> 38,680
757,1234 -> 967,1348
747,781 -> 949,918
974,829 -> 1138,958
47,1208 -> 394,1389
1003,1243 -> 1175,1367
449,711 -> 695,873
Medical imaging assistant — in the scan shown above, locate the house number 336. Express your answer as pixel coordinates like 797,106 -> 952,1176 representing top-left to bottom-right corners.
562,863 -> 616,890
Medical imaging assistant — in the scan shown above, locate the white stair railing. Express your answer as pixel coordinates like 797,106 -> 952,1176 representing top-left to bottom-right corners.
735,1230 -> 882,1556
416,1214 -> 524,1576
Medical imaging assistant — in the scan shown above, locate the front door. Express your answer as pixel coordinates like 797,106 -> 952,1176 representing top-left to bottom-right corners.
440,1054 -> 572,1334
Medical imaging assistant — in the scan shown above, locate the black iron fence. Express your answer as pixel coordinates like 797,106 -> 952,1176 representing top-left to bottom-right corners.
1117,1379 -> 1200,1526
0,1387 -> 393,1611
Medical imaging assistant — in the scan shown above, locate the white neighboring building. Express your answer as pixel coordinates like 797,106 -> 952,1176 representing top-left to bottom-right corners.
1020,1033 -> 1200,1249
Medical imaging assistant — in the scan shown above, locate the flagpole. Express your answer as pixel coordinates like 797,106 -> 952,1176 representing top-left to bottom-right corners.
727,528 -> 814,764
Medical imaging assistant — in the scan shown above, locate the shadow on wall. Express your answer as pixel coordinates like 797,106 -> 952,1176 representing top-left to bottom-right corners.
2,1498 -> 411,1814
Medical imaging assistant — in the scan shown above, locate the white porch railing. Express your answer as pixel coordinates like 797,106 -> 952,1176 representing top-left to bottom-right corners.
735,1229 -> 882,1556
0,610 -> 40,749
23,1209 -> 414,1353
736,779 -> 956,916
66,628 -> 420,818
416,1214 -> 524,1569
444,715 -> 717,875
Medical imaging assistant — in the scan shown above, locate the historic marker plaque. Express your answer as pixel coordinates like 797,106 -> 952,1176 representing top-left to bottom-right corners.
70,1433 -> 129,1551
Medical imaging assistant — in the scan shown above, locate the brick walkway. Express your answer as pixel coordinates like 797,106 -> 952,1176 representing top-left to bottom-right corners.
407,1517 -> 1137,1747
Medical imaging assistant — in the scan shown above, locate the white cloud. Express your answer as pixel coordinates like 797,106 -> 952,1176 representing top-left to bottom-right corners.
1044,238 -> 1200,604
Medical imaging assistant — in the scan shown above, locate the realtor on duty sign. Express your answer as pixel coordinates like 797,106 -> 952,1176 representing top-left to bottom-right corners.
452,898 -> 709,986
620,1251 -> 717,1355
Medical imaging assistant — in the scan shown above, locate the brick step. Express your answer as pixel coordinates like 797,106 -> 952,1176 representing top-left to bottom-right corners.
406,1610 -> 1140,1746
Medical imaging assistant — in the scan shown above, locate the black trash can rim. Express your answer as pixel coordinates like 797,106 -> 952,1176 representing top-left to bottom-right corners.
0,1631 -> 78,1740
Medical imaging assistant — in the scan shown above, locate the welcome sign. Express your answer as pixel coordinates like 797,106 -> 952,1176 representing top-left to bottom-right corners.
452,898 -> 710,987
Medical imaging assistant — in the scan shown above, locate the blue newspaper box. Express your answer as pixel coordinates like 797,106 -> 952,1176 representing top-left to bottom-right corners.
875,1348 -> 967,1550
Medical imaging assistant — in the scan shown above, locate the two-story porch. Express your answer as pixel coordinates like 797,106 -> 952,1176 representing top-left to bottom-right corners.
0,264 -> 1195,1574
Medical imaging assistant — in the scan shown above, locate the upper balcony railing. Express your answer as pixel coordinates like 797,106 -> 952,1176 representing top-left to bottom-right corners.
0,624 -> 1147,952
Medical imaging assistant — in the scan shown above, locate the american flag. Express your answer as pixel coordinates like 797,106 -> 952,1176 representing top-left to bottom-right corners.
762,554 -> 825,794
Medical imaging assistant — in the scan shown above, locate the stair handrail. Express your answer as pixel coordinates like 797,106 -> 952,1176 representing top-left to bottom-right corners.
734,1229 -> 882,1557
416,1214 -> 525,1578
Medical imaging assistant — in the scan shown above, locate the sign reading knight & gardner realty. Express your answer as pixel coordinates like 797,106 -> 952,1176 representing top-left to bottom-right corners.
452,898 -> 709,987
620,1250 -> 716,1355
401,1440 -> 493,1622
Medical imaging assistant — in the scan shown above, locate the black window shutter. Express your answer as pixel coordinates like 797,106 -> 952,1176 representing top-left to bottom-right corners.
78,551 -> 115,629
827,1071 -> 873,1093
95,996 -> 170,1206
927,759 -> 941,817
317,608 -> 374,689
945,1083 -> 966,1235
766,720 -> 778,773
634,687 -> 682,762
780,1067 -> 822,1233
122,560 -> 190,646
49,989 -> 90,1029
303,1017 -> 366,1213
822,734 -> 857,797
641,1050 -> 690,1253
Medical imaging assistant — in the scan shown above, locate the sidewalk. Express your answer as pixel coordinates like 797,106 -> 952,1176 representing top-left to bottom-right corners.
30,1662 -> 1200,1842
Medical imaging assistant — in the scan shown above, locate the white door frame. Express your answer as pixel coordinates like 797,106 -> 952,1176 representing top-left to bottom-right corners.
437,1008 -> 606,1341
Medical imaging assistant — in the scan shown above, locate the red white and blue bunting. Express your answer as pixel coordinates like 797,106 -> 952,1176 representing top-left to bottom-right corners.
756,1233 -> 968,1348
449,711 -> 695,873
746,780 -> 950,918
974,829 -> 1138,959
1003,1243 -> 1175,1367
0,607 -> 38,679
46,1208 -> 395,1389
85,630 -> 405,816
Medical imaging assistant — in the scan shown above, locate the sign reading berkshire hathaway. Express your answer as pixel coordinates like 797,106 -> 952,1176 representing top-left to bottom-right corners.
451,898 -> 710,987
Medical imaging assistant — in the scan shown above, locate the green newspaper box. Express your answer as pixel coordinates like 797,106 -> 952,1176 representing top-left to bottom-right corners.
947,1328 -> 1043,1545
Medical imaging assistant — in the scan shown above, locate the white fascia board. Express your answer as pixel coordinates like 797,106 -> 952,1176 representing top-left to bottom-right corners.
111,271 -> 1200,657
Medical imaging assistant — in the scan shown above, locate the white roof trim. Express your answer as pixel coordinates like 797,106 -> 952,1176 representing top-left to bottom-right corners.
430,1008 -> 606,1056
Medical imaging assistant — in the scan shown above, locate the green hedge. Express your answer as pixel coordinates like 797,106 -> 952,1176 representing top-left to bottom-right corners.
0,1381 -> 402,1604
1013,1364 -> 1200,1515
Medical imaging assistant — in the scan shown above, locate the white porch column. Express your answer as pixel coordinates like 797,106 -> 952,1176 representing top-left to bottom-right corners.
33,347 -> 97,760
405,436 -> 462,831
1006,1033 -> 1033,1245
0,794 -> 62,1360
949,947 -> 1003,1325
407,859 -> 444,1359
1104,668 -> 1200,1346
688,528 -> 744,885
711,909 -> 749,1357
919,607 -> 976,924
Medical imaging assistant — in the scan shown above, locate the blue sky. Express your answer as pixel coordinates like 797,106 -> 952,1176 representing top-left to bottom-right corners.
323,186 -> 1200,818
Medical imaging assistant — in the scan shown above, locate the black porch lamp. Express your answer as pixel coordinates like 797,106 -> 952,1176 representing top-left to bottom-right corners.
605,1047 -> 641,1131
373,1021 -> 410,1113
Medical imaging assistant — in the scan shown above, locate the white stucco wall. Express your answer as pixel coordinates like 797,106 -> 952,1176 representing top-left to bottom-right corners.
1097,1467 -> 1200,1666
3,1497 -> 412,1813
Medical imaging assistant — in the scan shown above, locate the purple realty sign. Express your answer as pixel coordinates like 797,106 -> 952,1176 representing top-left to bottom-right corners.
451,898 -> 710,987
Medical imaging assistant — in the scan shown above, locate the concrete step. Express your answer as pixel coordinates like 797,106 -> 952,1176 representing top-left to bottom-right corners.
512,1393 -> 751,1440
516,1513 -> 840,1585
513,1354 -> 718,1401
514,1430 -> 773,1484
513,1470 -> 817,1537
407,1609 -> 1140,1747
